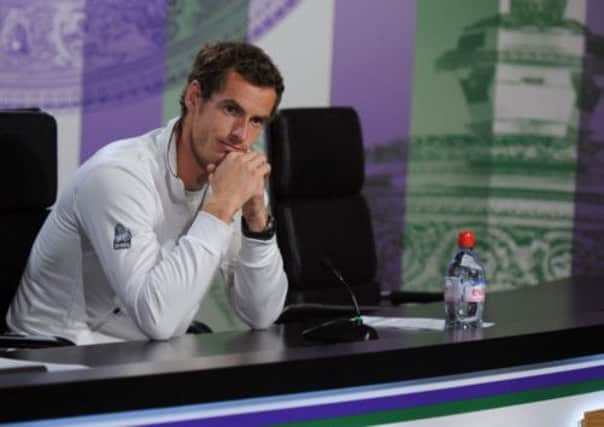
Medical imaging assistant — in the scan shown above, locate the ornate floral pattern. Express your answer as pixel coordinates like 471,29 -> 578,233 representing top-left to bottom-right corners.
0,0 -> 299,109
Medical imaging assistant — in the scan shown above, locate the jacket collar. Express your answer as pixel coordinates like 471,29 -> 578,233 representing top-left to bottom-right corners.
160,117 -> 207,206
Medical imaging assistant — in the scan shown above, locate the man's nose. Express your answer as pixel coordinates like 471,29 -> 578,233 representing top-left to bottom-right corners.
229,117 -> 249,146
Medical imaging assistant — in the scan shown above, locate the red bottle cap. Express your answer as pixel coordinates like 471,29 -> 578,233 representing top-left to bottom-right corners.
458,230 -> 475,248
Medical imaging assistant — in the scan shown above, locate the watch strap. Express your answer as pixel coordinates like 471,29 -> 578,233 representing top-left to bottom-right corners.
241,214 -> 276,240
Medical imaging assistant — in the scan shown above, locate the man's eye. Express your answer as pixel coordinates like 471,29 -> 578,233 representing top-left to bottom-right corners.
251,118 -> 265,128
224,105 -> 238,115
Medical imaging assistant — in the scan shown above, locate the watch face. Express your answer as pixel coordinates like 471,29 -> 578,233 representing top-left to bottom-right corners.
266,215 -> 275,231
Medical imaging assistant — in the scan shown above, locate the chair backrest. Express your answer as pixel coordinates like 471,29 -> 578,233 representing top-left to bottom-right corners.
0,109 -> 57,331
266,107 -> 380,306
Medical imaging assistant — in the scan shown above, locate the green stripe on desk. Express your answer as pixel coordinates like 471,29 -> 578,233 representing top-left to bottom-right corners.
275,378 -> 604,426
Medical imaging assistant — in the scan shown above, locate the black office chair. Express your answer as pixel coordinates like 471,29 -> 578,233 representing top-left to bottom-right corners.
266,107 -> 442,323
0,109 -> 73,348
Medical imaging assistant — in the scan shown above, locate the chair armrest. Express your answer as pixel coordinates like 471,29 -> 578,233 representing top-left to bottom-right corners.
186,320 -> 213,334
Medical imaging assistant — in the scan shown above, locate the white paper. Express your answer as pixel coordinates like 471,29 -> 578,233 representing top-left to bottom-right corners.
0,356 -> 88,373
361,316 -> 494,331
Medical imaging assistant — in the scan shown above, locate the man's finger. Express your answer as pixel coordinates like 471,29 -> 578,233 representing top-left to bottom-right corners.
244,153 -> 270,171
206,163 -> 217,174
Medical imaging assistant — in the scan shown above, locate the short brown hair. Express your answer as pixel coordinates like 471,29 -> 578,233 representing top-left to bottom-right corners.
179,41 -> 284,119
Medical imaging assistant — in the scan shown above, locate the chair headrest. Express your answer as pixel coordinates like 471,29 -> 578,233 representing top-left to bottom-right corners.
0,110 -> 57,211
267,107 -> 365,198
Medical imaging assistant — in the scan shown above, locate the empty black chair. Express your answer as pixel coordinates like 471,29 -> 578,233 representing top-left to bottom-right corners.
0,109 -> 73,348
266,107 -> 442,322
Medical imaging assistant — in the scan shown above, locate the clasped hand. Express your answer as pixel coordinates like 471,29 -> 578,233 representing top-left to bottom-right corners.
202,151 -> 270,228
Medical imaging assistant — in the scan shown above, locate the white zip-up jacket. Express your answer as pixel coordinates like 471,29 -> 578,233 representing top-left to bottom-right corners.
7,118 -> 288,344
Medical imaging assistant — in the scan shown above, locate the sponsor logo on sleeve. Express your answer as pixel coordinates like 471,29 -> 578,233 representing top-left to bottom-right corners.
113,223 -> 132,250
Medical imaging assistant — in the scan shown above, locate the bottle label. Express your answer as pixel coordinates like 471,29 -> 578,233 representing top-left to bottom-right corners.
464,281 -> 486,302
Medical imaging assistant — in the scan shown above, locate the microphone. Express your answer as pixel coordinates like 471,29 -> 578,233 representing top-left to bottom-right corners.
320,257 -> 362,320
301,257 -> 378,343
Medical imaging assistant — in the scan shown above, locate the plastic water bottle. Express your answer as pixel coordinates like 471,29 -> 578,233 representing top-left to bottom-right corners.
444,230 -> 487,329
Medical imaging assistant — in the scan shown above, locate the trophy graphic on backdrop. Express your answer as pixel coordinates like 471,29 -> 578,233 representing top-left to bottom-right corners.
436,0 -> 601,138
398,0 -> 604,293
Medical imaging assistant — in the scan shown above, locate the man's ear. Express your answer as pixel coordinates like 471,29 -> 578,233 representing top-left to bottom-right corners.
185,80 -> 202,111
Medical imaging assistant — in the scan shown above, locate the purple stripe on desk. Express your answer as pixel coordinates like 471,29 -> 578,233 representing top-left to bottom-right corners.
154,363 -> 604,426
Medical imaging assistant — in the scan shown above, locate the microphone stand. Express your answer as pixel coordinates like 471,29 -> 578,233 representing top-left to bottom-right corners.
320,257 -> 362,322
300,257 -> 378,343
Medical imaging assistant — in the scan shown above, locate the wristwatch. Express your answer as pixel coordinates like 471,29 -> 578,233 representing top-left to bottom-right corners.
242,214 -> 276,240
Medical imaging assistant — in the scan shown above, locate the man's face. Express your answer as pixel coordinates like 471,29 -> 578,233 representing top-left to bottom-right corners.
188,70 -> 277,170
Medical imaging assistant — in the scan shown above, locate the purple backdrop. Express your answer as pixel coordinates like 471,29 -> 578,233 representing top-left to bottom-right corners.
572,0 -> 604,277
331,0 -> 416,290
331,0 -> 416,147
80,0 -> 167,162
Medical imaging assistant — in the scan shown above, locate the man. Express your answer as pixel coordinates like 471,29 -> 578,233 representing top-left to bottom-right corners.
7,41 -> 288,344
